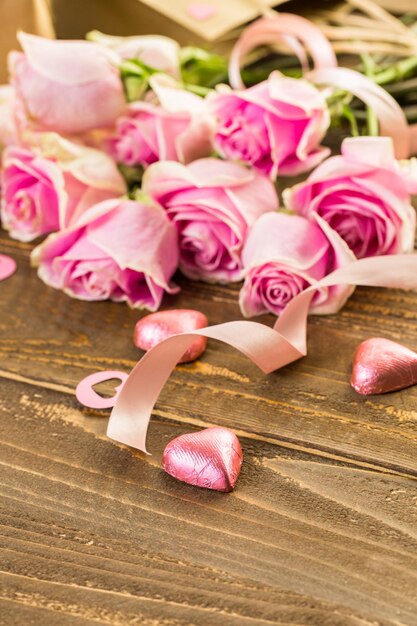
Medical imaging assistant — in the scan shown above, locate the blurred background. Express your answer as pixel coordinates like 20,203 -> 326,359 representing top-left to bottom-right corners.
1,0 -> 416,85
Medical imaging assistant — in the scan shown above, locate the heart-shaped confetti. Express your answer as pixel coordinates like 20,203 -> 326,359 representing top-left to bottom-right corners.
162,427 -> 243,492
0,254 -> 16,282
134,309 -> 208,363
186,2 -> 217,21
76,371 -> 129,409
351,337 -> 417,395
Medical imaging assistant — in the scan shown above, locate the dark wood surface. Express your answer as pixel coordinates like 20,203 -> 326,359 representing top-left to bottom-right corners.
1,228 -> 417,626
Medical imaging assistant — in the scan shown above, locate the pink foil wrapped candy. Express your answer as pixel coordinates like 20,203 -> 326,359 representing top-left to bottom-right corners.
100,253 -> 417,454
1,135 -> 126,242
240,212 -> 355,318
9,32 -> 126,135
142,158 -> 278,283
208,71 -> 330,180
31,198 -> 179,310
162,427 -> 243,492
284,137 -> 416,259
134,309 -> 208,363
351,337 -> 417,395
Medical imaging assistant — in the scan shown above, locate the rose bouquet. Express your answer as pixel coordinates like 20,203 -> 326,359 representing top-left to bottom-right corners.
1,8 -> 417,323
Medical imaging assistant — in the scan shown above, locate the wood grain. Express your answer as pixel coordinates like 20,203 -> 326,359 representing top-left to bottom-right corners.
1,231 -> 417,625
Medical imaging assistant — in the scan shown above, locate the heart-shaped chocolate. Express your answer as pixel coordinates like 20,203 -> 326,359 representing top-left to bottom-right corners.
351,337 -> 417,395
134,309 -> 208,363
162,427 -> 243,492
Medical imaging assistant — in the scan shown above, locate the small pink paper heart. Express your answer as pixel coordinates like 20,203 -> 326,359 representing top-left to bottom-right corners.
0,254 -> 16,282
187,2 -> 217,21
76,371 -> 128,409
351,337 -> 417,395
162,427 -> 243,492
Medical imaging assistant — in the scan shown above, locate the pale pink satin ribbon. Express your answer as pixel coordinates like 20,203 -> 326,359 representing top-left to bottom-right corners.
308,68 -> 411,160
104,254 -> 417,454
228,14 -> 338,90
229,14 -> 415,158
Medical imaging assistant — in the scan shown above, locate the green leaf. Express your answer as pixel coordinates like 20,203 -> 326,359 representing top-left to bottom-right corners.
119,58 -> 160,78
119,58 -> 163,102
124,76 -> 148,102
359,53 -> 379,137
118,164 -> 144,192
341,104 -> 359,137
180,46 -> 228,89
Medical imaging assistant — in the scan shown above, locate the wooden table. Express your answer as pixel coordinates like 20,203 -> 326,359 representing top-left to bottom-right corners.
1,229 -> 417,626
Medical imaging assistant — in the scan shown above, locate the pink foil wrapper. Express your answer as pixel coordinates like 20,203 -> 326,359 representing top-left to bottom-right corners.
134,309 -> 208,363
162,427 -> 243,492
351,337 -> 417,395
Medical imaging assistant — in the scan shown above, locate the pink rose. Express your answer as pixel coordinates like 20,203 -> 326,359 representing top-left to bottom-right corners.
109,75 -> 214,167
31,199 -> 179,310
143,158 -> 278,283
240,211 -> 355,318
1,146 -> 61,241
208,71 -> 330,180
9,32 -> 126,135
1,134 -> 126,241
284,137 -> 416,259
88,31 -> 180,77
109,104 -> 213,168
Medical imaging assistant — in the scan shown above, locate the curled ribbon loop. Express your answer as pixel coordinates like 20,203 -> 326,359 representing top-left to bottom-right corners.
229,14 -> 338,89
106,255 -> 417,455
308,67 -> 411,159
0,254 -> 17,282
76,371 -> 129,409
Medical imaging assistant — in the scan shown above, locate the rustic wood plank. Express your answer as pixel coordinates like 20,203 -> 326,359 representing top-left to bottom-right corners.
1,230 -> 417,624
2,235 -> 417,476
1,379 -> 417,625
